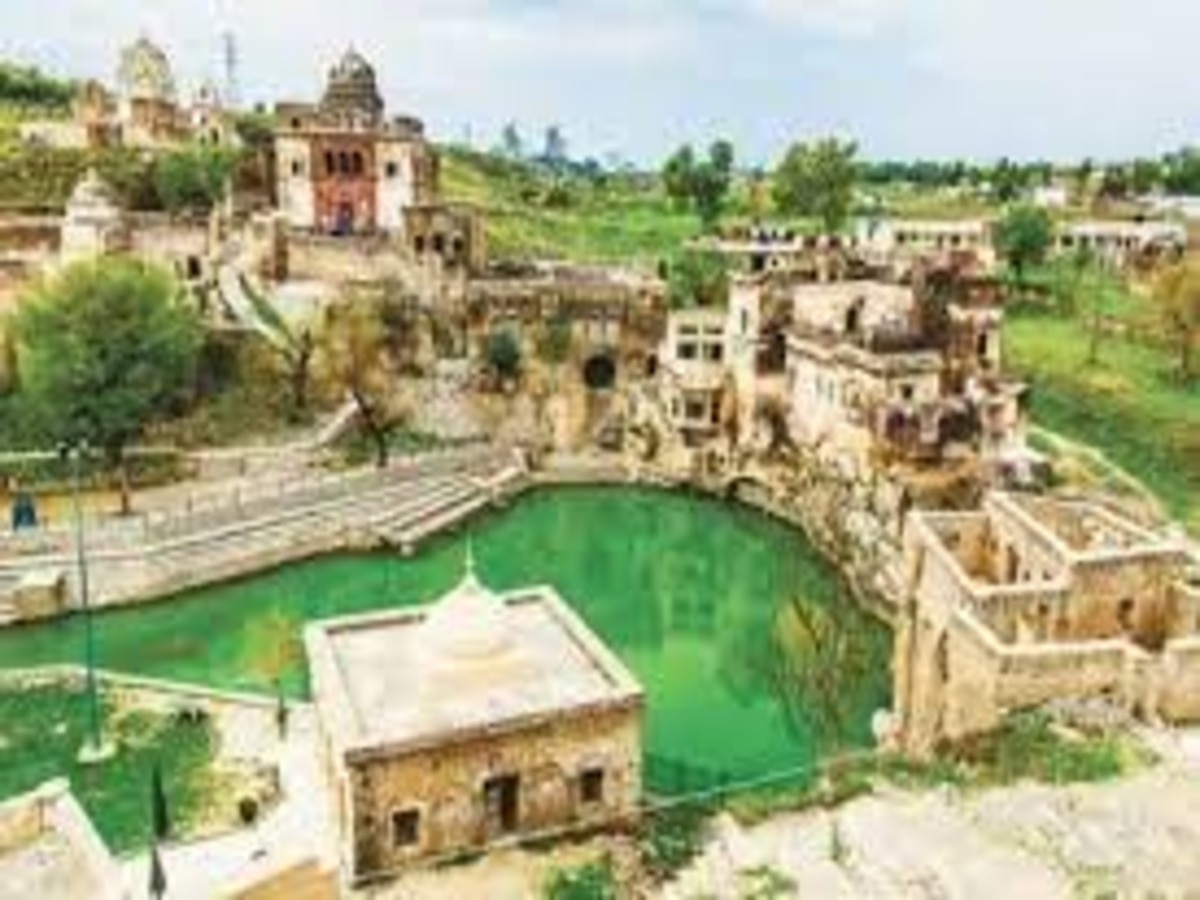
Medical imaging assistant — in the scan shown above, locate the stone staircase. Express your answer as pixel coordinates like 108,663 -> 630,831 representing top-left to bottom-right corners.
0,447 -> 527,617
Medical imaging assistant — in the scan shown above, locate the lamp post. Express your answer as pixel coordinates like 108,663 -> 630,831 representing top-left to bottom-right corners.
62,439 -> 108,763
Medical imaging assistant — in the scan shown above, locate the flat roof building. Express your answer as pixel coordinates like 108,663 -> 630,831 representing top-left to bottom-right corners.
306,555 -> 644,884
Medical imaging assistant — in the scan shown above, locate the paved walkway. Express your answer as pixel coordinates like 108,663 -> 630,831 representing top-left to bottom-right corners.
663,729 -> 1200,899
119,707 -> 333,900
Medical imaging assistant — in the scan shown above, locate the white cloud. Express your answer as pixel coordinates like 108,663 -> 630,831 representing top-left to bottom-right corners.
742,0 -> 899,36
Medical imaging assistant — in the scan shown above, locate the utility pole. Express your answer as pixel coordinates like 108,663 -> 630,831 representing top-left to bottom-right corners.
64,440 -> 107,763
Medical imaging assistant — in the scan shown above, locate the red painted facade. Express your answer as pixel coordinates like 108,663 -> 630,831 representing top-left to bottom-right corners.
310,135 -> 378,234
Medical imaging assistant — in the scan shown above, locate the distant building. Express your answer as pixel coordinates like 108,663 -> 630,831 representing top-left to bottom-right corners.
273,48 -> 483,274
305,556 -> 643,884
20,36 -> 238,151
895,493 -> 1200,756
1055,220 -> 1186,267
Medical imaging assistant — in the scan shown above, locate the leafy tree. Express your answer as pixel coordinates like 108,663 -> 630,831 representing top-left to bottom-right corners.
485,328 -> 523,383
1074,158 -> 1095,200
14,259 -> 201,513
1130,158 -> 1162,196
536,317 -> 573,366
1163,147 -> 1200,195
153,146 -> 237,213
1097,166 -> 1130,201
991,157 -> 1029,203
994,204 -> 1054,282
1153,261 -> 1200,383
0,61 -> 73,108
772,138 -> 858,232
660,140 -> 736,230
316,296 -> 405,468
667,251 -> 730,310
662,144 -> 697,209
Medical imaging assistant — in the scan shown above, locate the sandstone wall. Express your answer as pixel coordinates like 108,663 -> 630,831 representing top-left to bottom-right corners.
344,704 -> 641,882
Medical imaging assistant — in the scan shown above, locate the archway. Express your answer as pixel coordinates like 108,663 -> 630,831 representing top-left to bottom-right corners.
582,353 -> 617,391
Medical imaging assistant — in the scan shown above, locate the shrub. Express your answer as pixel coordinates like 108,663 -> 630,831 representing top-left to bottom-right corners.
543,856 -> 618,900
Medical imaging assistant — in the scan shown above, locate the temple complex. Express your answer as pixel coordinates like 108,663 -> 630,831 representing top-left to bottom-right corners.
305,556 -> 644,884
20,36 -> 238,151
274,48 -> 482,273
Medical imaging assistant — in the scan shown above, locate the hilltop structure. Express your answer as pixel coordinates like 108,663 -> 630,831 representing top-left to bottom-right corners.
305,556 -> 643,884
20,36 -> 239,151
273,47 -> 482,270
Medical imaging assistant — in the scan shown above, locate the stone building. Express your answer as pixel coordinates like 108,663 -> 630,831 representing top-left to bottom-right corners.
1055,220 -> 1186,267
20,36 -> 237,151
894,492 -> 1200,756
59,170 -> 132,265
273,48 -> 480,271
305,557 -> 644,885
781,274 -> 1028,474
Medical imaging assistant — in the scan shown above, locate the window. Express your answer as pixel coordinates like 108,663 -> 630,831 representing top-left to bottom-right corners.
324,151 -> 335,177
291,159 -> 303,177
678,343 -> 698,361
391,809 -> 420,848
580,768 -> 605,805
414,235 -> 427,254
338,151 -> 350,175
352,152 -> 365,176
900,383 -> 915,402
706,344 -> 724,363
685,399 -> 706,422
290,117 -> 301,130
433,234 -> 446,255
386,161 -> 399,178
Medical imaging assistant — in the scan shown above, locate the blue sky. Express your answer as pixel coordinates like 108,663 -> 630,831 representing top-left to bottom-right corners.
1,0 -> 1196,166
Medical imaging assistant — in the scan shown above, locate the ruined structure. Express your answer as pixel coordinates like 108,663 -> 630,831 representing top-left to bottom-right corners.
782,271 -> 1028,475
305,558 -> 644,884
895,492 -> 1200,756
59,170 -> 131,265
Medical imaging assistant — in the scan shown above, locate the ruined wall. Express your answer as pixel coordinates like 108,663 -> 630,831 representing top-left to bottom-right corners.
345,704 -> 641,881
286,234 -> 416,284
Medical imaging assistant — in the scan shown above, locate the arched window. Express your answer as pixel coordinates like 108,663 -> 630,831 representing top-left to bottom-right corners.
352,152 -> 364,176
338,151 -> 350,175
325,151 -> 335,176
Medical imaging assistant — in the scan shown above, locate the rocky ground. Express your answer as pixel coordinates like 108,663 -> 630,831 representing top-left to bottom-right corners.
662,728 -> 1200,899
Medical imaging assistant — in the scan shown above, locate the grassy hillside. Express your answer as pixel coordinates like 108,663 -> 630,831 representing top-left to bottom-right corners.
441,147 -> 702,267
1006,305 -> 1200,532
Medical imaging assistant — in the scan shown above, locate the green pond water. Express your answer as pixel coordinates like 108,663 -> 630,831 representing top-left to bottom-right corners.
0,486 -> 891,795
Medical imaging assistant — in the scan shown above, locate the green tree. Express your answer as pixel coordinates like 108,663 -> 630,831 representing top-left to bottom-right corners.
667,251 -> 730,310
1154,261 -> 1200,383
485,328 -> 523,384
1130,158 -> 1162,196
991,157 -> 1029,203
543,125 -> 568,172
660,140 -> 736,230
994,204 -> 1054,282
15,259 -> 201,513
153,146 -> 237,213
772,137 -> 858,232
316,296 -> 405,468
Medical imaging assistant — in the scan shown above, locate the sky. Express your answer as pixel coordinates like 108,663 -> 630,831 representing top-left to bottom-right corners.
1,0 -> 1197,166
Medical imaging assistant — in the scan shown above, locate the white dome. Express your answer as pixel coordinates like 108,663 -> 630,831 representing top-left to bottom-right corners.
422,570 -> 512,662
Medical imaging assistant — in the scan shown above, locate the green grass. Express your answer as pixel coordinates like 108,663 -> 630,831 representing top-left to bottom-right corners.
443,148 -> 700,267
1005,308 -> 1200,531
0,683 -> 223,854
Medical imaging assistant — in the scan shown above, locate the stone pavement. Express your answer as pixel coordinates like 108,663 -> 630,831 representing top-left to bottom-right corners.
662,728 -> 1200,899
119,707 -> 334,900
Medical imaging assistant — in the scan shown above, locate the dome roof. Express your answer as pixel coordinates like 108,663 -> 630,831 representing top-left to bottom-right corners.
321,47 -> 384,123
117,35 -> 177,103
67,169 -> 120,213
422,555 -> 512,662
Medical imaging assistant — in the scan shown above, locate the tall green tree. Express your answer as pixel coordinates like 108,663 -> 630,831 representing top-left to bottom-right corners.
15,259 -> 201,513
667,251 -> 730,310
153,146 -> 237,214
994,204 -> 1054,282
660,140 -> 736,230
772,138 -> 858,232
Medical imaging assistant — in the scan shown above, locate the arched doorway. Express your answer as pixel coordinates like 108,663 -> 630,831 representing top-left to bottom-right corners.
582,353 -> 617,391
